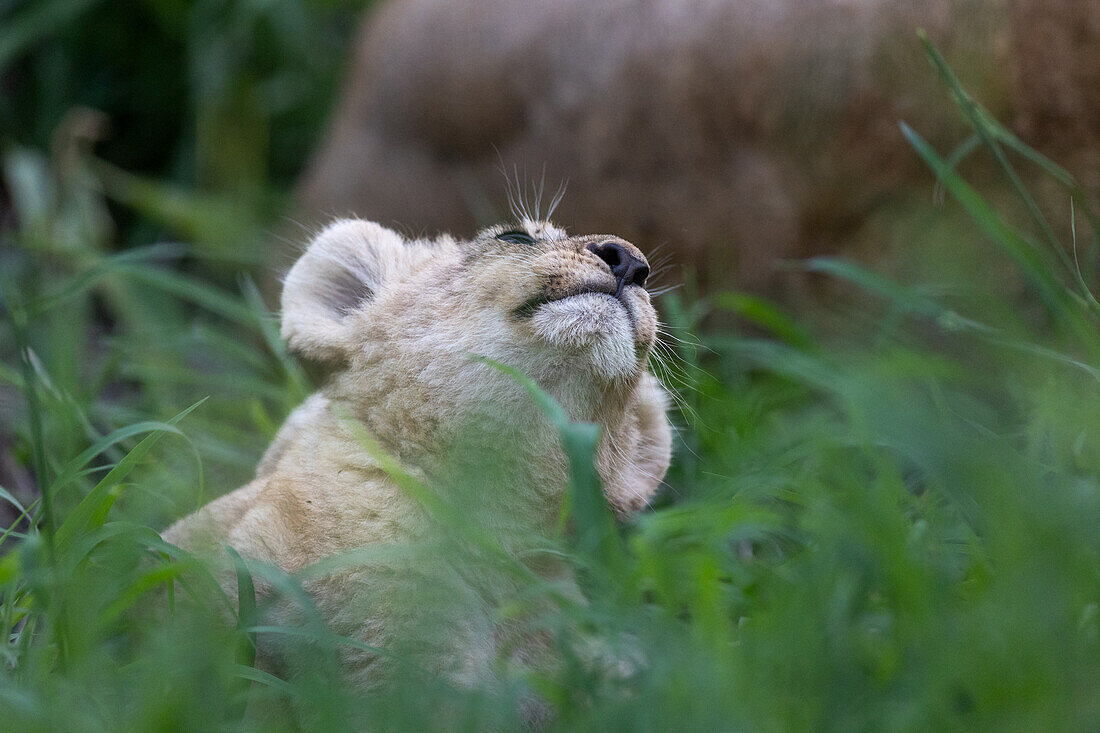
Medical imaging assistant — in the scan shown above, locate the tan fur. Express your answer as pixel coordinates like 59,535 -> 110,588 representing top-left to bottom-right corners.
164,218 -> 672,689
297,0 -> 1100,295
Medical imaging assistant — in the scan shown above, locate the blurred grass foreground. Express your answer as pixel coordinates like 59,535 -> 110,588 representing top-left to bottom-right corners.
3,3 -> 1100,731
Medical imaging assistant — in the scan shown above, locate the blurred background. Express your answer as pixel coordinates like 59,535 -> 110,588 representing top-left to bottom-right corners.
1,0 -> 370,523
3,0 -> 1100,730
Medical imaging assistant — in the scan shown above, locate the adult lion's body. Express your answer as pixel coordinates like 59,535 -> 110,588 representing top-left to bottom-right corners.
298,0 -> 1100,295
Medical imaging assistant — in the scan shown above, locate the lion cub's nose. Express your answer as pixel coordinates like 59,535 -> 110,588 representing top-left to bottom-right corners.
587,241 -> 650,294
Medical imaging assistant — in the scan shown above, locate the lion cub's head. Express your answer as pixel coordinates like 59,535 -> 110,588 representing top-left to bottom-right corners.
279,218 -> 670,513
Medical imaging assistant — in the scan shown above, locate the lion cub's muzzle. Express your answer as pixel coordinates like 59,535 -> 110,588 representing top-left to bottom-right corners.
513,238 -> 652,325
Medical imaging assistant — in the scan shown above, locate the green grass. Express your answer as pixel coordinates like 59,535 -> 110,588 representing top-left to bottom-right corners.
3,18 -> 1100,733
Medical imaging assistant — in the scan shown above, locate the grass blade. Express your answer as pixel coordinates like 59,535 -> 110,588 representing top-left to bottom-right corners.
470,355 -> 626,579
49,421 -> 187,500
54,398 -> 207,550
899,122 -> 1071,317
918,31 -> 1100,305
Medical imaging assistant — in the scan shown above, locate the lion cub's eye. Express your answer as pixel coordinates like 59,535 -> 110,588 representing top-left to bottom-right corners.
497,230 -> 537,245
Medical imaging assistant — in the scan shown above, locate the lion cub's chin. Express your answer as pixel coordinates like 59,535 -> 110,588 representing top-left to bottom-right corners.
529,292 -> 643,382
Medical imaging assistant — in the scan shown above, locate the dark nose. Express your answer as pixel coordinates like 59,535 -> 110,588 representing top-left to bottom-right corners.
586,241 -> 649,294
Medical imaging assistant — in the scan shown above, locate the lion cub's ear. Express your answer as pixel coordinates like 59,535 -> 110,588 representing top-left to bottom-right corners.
281,219 -> 408,362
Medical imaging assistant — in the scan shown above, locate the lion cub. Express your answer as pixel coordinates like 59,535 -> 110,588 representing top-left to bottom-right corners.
164,218 -> 672,690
